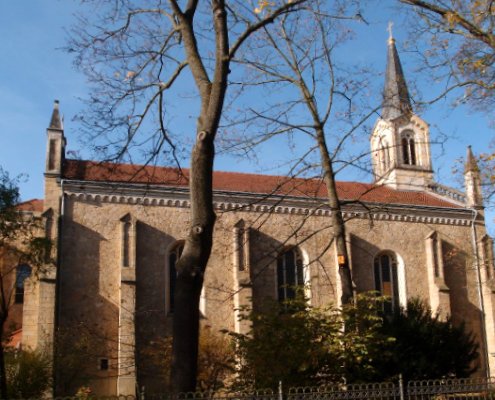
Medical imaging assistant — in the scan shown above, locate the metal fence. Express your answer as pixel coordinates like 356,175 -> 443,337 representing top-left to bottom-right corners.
14,377 -> 495,400
407,377 -> 495,399
286,378 -> 495,400
288,382 -> 400,400
145,389 -> 276,400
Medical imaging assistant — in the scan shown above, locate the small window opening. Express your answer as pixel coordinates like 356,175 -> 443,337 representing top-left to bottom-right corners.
48,139 -> 57,170
99,358 -> 109,371
15,265 -> 31,304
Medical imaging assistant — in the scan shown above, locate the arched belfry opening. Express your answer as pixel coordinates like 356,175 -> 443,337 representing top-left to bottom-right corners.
401,131 -> 416,166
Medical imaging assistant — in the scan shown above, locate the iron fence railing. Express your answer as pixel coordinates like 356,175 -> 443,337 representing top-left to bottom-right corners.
407,377 -> 495,399
287,382 -> 400,400
145,389 -> 276,400
11,377 -> 495,400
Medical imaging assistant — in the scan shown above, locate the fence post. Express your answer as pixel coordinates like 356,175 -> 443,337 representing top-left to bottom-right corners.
278,380 -> 283,400
399,374 -> 405,400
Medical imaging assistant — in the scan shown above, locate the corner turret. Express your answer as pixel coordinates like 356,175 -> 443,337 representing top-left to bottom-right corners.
45,100 -> 66,176
464,146 -> 483,208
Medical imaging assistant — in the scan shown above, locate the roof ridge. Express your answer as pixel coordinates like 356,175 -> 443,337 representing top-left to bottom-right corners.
65,158 -> 370,186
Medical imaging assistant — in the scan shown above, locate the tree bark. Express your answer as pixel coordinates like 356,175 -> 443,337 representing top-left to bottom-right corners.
171,131 -> 216,392
170,0 -> 229,392
316,127 -> 354,305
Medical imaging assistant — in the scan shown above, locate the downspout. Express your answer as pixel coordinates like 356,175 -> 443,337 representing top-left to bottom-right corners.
53,178 -> 65,395
470,208 -> 490,377
55,179 -> 65,326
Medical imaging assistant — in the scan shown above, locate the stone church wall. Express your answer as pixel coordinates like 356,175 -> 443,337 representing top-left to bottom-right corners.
53,190 -> 488,395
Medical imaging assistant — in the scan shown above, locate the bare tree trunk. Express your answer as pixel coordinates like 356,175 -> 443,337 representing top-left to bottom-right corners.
170,1 -> 229,392
316,127 -> 354,305
64,0 -> 311,392
171,131 -> 216,392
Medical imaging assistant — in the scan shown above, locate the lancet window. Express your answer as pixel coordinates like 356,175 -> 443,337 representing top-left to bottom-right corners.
374,252 -> 400,313
15,264 -> 31,304
277,247 -> 304,302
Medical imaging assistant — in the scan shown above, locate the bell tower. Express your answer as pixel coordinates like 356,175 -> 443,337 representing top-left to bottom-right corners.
371,32 -> 433,191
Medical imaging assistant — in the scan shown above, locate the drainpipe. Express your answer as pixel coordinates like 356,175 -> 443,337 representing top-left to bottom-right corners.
53,178 -> 65,395
470,208 -> 490,378
55,178 -> 65,327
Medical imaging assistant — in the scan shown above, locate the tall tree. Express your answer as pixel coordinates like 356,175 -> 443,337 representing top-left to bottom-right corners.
224,0 -> 373,304
67,0 -> 313,392
0,169 -> 50,399
399,0 -> 495,205
400,0 -> 495,112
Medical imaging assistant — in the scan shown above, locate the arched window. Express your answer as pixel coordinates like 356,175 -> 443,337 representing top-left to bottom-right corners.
381,144 -> 391,172
15,264 -> 31,304
401,132 -> 416,166
122,219 -> 131,268
376,137 -> 391,175
277,247 -> 304,302
168,242 -> 184,313
374,253 -> 400,313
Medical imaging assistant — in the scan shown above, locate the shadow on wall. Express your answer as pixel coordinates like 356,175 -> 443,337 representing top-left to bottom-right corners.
442,240 -> 484,374
349,235 -> 382,294
135,221 -> 174,394
58,219 -> 119,396
249,230 -> 289,314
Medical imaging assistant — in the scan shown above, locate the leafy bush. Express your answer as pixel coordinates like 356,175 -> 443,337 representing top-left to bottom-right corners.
375,299 -> 479,381
5,349 -> 52,398
229,293 -> 479,389
229,292 -> 391,390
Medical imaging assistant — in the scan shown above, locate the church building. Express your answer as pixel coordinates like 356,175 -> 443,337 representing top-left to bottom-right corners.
14,37 -> 495,396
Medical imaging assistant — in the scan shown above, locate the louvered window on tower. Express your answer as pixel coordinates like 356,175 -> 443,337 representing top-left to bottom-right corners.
401,132 -> 416,165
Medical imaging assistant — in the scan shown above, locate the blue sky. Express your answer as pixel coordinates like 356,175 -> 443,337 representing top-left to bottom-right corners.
0,1 -> 493,230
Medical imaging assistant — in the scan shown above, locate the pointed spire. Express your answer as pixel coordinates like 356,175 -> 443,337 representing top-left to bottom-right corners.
49,100 -> 63,130
465,145 -> 480,173
464,146 -> 483,208
381,32 -> 412,120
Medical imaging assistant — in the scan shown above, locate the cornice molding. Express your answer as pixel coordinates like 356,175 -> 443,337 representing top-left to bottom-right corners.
64,180 -> 473,227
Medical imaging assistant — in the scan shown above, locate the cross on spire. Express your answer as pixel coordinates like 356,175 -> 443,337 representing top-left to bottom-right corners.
387,21 -> 394,41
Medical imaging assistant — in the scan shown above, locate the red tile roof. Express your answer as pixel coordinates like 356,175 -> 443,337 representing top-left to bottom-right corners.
6,329 -> 22,349
17,199 -> 44,212
63,159 -> 461,209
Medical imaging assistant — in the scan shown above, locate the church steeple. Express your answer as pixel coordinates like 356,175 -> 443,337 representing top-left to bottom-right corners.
382,31 -> 412,120
370,31 -> 433,191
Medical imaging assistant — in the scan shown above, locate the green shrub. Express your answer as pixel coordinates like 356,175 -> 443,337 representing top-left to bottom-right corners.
376,299 -> 479,381
5,349 -> 52,398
